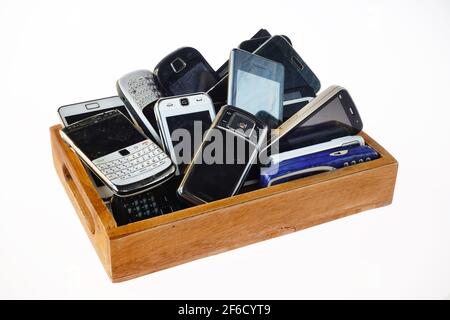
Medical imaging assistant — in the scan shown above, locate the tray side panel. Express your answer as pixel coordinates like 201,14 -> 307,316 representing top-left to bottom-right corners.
50,125 -> 114,278
110,161 -> 398,282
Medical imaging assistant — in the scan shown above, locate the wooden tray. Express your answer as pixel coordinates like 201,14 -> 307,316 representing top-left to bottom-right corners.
50,125 -> 398,282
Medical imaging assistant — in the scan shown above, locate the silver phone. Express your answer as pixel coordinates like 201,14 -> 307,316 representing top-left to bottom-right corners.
153,93 -> 216,176
60,110 -> 175,197
116,69 -> 163,145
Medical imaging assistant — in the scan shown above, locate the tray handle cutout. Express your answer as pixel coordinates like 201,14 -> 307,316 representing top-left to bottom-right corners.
62,164 -> 96,234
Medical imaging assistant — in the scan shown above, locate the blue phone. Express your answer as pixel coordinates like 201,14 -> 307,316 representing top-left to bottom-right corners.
260,145 -> 379,187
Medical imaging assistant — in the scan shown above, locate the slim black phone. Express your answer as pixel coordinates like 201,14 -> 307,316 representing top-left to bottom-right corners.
268,85 -> 363,153
154,47 -> 219,96
253,35 -> 320,103
177,105 -> 268,204
215,29 -> 273,79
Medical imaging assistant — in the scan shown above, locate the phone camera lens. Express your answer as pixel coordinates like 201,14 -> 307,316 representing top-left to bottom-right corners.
180,98 -> 189,106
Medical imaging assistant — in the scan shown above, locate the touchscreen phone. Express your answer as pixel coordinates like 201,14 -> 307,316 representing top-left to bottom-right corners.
228,49 -> 284,128
153,93 -> 216,175
58,96 -> 135,199
267,85 -> 363,154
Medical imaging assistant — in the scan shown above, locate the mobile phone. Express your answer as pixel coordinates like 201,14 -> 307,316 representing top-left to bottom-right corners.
266,85 -> 363,155
215,29 -> 273,79
208,35 -> 320,117
57,96 -> 135,199
228,49 -> 284,128
260,145 -> 379,187
154,47 -> 219,96
154,93 -> 216,175
238,35 -> 292,53
116,69 -> 163,145
177,105 -> 268,204
254,35 -> 320,101
60,110 -> 175,197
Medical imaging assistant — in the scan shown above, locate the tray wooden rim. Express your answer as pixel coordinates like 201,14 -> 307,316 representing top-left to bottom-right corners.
50,124 -> 397,240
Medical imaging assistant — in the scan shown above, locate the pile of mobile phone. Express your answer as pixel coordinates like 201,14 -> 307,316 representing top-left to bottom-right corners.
57,29 -> 379,226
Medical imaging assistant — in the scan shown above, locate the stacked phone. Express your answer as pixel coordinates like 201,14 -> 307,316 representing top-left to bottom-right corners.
57,29 -> 379,226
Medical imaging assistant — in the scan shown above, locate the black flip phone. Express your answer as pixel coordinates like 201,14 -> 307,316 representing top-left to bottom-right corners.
177,105 -> 268,204
154,47 -> 219,96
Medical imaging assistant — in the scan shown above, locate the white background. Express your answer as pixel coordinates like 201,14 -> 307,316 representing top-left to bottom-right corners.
1,0 -> 449,299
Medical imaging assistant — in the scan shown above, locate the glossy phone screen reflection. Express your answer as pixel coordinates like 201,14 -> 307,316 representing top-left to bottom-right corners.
280,92 -> 362,152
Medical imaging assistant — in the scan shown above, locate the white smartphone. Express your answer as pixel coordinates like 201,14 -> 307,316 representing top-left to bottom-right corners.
154,93 -> 216,176
58,96 -> 135,199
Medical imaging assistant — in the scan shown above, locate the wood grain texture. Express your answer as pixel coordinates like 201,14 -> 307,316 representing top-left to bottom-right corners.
50,124 -> 398,282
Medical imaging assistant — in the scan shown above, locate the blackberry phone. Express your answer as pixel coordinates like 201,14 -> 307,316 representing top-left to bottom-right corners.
110,177 -> 189,225
60,110 -> 175,197
228,48 -> 284,128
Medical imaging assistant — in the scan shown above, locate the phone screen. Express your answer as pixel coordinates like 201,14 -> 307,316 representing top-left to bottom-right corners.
165,111 -> 212,174
65,112 -> 146,160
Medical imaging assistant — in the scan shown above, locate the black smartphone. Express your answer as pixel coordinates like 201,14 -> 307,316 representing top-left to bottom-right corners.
177,105 -> 268,204
253,35 -> 320,105
154,47 -> 219,96
268,85 -> 363,153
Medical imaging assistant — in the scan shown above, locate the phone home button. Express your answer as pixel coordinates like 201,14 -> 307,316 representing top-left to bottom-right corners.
119,149 -> 130,156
